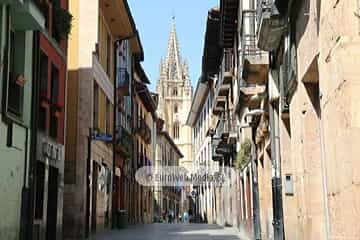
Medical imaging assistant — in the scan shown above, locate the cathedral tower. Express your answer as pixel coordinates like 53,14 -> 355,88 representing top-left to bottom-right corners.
156,17 -> 193,171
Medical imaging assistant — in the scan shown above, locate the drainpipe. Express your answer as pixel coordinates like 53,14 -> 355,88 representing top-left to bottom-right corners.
269,102 -> 284,240
244,110 -> 264,240
251,128 -> 262,240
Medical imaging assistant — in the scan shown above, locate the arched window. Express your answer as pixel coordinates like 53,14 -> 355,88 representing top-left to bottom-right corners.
173,122 -> 180,139
173,87 -> 178,96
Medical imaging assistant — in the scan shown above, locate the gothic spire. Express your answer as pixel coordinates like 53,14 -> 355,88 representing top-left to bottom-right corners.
165,16 -> 182,81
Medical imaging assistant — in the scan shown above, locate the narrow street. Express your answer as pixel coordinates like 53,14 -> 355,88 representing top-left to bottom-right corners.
94,224 -> 248,240
1,0 -> 359,239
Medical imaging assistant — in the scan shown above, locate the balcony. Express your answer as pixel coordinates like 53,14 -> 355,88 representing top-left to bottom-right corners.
117,67 -> 130,96
257,0 -> 287,51
222,50 -> 234,84
211,135 -> 223,162
212,50 -> 234,116
216,142 -> 233,155
115,125 -> 133,158
238,84 -> 267,110
136,117 -> 151,144
217,117 -> 237,144
220,0 -> 239,48
206,114 -> 218,137
242,10 -> 269,85
11,0 -> 45,30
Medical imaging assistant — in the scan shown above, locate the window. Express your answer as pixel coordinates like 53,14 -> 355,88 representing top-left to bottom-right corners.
51,64 -> 59,104
40,51 -> 48,96
93,83 -> 99,129
173,122 -> 179,139
7,31 -> 24,117
106,32 -> 111,76
106,99 -> 111,134
38,107 -> 47,131
174,104 -> 178,113
50,114 -> 58,139
173,87 -> 178,96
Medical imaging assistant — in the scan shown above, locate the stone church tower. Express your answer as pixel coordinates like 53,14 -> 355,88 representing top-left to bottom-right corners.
156,17 -> 193,171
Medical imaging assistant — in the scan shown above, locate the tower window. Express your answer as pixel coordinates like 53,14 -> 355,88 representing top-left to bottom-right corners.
174,104 -> 178,113
173,88 -> 178,96
173,122 -> 180,139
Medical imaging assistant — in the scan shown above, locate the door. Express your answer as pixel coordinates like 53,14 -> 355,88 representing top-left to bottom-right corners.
91,162 -> 98,233
46,166 -> 59,240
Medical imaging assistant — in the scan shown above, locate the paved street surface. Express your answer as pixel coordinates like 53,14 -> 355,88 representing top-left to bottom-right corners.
93,223 -> 251,240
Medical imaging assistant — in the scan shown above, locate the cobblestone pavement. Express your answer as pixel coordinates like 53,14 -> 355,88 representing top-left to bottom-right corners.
93,223 -> 251,240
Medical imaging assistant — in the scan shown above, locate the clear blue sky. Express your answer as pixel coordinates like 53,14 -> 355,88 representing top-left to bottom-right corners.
128,0 -> 219,91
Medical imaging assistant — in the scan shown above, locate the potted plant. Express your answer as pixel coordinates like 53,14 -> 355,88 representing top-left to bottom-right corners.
52,0 -> 73,41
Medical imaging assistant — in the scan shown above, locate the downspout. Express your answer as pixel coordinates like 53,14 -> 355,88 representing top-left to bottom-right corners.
251,126 -> 262,240
269,102 -> 284,240
248,0 -> 262,237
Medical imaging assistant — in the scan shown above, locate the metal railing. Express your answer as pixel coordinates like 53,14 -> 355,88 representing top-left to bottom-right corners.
223,50 -> 234,73
216,114 -> 237,137
256,0 -> 272,29
242,10 -> 266,58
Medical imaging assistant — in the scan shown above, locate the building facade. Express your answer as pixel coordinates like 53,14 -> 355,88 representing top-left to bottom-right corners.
196,0 -> 360,239
64,0 -> 142,238
186,79 -> 218,224
32,0 -> 70,239
154,118 -> 183,222
156,18 -> 193,172
133,63 -> 157,224
0,1 -> 44,239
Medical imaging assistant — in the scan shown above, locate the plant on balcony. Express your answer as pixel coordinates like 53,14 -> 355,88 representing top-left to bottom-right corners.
53,1 -> 73,41
235,138 -> 252,170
